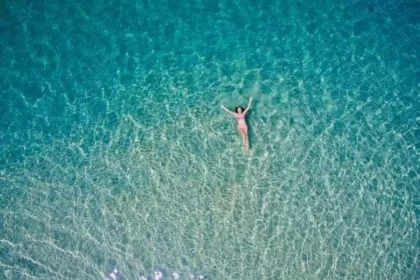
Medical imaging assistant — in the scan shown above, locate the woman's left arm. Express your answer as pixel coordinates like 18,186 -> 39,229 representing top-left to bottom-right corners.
244,98 -> 253,114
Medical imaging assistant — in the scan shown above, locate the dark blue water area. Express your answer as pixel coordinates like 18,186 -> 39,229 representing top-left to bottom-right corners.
3,0 -> 418,160
1,2 -> 417,116
0,0 -> 418,193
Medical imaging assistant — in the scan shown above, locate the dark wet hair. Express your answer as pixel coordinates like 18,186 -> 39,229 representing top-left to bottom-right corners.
235,106 -> 245,113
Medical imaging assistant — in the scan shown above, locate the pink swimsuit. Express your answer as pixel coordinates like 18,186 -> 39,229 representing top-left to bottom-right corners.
237,115 -> 248,132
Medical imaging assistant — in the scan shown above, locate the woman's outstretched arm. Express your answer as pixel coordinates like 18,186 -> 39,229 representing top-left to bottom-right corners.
243,98 -> 253,114
220,105 -> 237,116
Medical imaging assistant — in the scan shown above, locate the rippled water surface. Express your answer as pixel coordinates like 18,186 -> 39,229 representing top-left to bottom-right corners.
0,0 -> 419,279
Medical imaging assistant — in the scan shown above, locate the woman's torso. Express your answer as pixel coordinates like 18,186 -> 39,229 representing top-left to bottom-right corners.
236,114 -> 246,125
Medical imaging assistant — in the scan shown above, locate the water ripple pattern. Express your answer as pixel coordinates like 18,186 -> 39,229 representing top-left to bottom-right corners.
0,0 -> 419,279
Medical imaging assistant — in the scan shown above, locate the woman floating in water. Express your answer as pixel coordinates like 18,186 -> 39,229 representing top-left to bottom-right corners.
221,98 -> 253,152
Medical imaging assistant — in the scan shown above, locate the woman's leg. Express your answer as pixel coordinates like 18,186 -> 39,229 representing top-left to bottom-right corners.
244,131 -> 249,151
240,129 -> 249,152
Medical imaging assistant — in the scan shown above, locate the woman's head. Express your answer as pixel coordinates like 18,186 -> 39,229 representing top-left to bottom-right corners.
235,106 -> 245,113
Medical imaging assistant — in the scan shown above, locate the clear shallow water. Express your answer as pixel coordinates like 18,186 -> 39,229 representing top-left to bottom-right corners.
0,0 -> 419,279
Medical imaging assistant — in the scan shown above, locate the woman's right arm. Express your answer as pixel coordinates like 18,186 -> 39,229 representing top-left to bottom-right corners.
221,105 -> 236,116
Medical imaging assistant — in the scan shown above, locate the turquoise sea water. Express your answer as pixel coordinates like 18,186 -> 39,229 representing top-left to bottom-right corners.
0,0 -> 419,279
